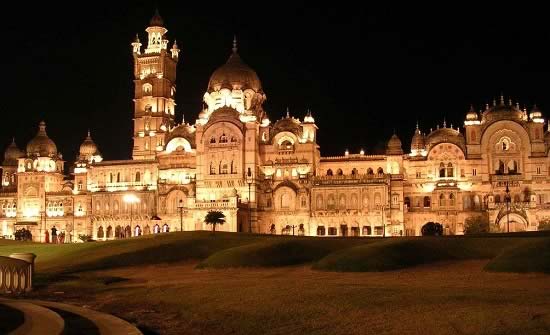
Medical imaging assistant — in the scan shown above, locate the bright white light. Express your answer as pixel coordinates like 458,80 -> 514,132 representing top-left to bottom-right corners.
123,193 -> 140,204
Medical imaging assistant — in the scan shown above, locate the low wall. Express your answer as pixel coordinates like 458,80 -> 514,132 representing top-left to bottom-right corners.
0,253 -> 36,294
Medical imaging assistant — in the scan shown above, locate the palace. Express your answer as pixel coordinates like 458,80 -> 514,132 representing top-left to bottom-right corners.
2,12 -> 550,242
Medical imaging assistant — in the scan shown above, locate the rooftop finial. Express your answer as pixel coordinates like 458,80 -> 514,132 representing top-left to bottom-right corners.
134,34 -> 140,43
286,107 -> 290,118
509,97 -> 513,106
416,120 -> 419,129
232,35 -> 238,53
500,92 -> 505,105
443,118 -> 447,128
87,129 -> 91,138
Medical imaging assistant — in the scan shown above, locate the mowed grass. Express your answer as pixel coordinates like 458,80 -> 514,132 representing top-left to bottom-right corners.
197,238 -> 375,269
485,237 -> 550,273
313,236 -> 544,272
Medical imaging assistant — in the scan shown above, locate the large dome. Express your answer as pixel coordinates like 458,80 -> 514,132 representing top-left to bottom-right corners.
26,121 -> 57,157
208,42 -> 262,92
79,130 -> 101,160
425,126 -> 465,152
3,138 -> 24,165
386,134 -> 404,155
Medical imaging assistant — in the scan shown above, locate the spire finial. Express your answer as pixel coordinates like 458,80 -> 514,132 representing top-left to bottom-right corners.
232,35 -> 238,53
443,118 -> 447,128
416,120 -> 419,129
286,107 -> 290,118
500,92 -> 505,105
134,34 -> 140,43
87,129 -> 91,138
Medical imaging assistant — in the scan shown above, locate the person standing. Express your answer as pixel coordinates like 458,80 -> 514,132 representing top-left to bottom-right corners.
51,226 -> 58,244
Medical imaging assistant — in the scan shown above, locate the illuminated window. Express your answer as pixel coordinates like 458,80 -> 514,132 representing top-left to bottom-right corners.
301,196 -> 307,208
135,171 -> 141,182
143,83 -> 152,95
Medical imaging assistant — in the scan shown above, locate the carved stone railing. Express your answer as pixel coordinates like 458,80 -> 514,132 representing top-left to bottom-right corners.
0,253 -> 36,294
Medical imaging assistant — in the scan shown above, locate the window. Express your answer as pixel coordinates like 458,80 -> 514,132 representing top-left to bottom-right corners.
210,137 -> 216,144
220,162 -> 228,174
281,193 -> 290,209
439,194 -> 445,207
496,160 -> 505,175
449,193 -> 455,206
144,104 -> 152,113
472,168 -> 477,176
367,168 -> 374,175
219,133 -> 228,143
377,167 -> 384,175
416,171 -> 422,178
362,226 -> 372,235
537,166 -> 542,175
135,171 -> 141,182
495,195 -> 501,203
143,83 -> 152,95
508,160 -> 518,174
266,198 -> 272,207
337,169 -> 343,176
317,226 -> 326,236
439,162 -> 446,178
328,227 -> 337,236
117,172 -> 121,183
78,181 -> 83,190
446,162 -> 454,177
351,168 -> 358,176
460,169 -> 465,178
404,197 -> 411,208
209,162 -> 216,175
301,196 -> 307,208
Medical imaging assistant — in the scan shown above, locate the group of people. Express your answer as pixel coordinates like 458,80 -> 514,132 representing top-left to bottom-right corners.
47,226 -> 67,244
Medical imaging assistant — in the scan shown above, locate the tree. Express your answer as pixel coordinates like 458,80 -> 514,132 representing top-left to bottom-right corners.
464,216 -> 490,234
421,222 -> 443,236
204,210 -> 225,234
14,228 -> 33,241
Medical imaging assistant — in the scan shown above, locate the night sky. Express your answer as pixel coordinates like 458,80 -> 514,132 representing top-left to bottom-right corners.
3,3 -> 550,166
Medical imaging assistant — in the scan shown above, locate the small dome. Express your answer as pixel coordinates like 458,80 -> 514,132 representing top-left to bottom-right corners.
466,105 -> 478,121
26,121 -> 57,157
386,134 -> 404,155
208,40 -> 262,92
79,130 -> 101,160
530,105 -> 543,119
3,138 -> 24,165
411,126 -> 425,151
149,9 -> 164,27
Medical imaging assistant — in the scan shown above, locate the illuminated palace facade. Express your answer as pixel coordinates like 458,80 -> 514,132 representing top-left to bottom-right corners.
2,13 -> 550,242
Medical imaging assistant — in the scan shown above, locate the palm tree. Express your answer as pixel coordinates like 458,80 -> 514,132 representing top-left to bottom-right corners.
204,210 -> 225,234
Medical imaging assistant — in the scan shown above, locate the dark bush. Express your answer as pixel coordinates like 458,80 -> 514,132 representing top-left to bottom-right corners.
421,222 -> 443,236
14,228 -> 33,241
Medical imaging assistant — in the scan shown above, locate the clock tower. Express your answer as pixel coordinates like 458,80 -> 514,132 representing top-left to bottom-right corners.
131,10 -> 180,160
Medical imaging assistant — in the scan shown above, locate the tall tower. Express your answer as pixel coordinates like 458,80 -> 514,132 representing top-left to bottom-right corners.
131,10 -> 180,160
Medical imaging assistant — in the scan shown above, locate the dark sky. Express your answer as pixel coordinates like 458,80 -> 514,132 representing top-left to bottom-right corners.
3,3 -> 550,165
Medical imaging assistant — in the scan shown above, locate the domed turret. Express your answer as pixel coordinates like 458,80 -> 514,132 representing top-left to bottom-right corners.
3,138 -> 24,166
208,37 -> 262,92
149,8 -> 164,27
386,134 -> 403,155
78,130 -> 101,162
530,104 -> 544,123
410,123 -> 426,156
26,121 -> 57,157
466,105 -> 478,121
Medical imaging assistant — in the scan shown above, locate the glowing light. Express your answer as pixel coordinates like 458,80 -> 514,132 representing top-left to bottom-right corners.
123,193 -> 140,204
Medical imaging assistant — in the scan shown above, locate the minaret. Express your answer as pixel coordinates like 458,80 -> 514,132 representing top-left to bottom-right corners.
131,9 -> 180,160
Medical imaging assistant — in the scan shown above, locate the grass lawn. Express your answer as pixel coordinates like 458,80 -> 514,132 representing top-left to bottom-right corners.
1,232 -> 549,334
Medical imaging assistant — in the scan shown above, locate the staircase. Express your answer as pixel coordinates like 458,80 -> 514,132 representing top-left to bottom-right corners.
0,298 -> 142,335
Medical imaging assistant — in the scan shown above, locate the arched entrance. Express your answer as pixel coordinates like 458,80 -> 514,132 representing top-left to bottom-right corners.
124,225 -> 131,238
115,225 -> 122,239
134,225 -> 142,236
162,224 -> 170,233
97,226 -> 104,239
496,213 -> 528,232
106,226 -> 113,239
153,224 -> 160,234
144,225 -> 150,235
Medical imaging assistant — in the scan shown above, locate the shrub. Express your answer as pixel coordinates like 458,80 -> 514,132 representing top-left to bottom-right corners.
421,222 -> 443,236
464,216 -> 490,234
14,228 -> 33,241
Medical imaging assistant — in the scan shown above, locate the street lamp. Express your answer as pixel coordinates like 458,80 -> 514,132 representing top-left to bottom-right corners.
177,199 -> 185,232
246,167 -> 253,233
123,193 -> 140,237
505,181 -> 511,233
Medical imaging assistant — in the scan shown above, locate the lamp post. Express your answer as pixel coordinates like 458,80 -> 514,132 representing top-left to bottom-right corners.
177,199 -> 184,232
505,181 -> 511,233
123,193 -> 140,238
246,168 -> 253,233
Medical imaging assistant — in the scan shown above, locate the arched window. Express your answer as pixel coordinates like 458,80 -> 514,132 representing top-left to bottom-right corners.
220,162 -> 228,174
117,172 -> 121,183
439,162 -> 446,178
316,195 -> 323,209
266,198 -> 272,207
162,224 -> 169,232
144,104 -> 152,113
106,226 -> 113,238
449,193 -> 455,206
404,197 -> 411,208
327,194 -> 336,210
447,163 -> 454,177
497,160 -> 505,175
301,196 -> 307,208
142,83 -> 152,95
135,171 -> 140,182
326,169 -> 333,176
513,194 -> 521,203
337,169 -> 343,176
424,196 -> 431,208
351,168 -> 358,176
280,140 -> 293,150
367,168 -> 374,175
230,136 -> 237,143
110,173 -> 114,183
339,194 -> 347,209
439,194 -> 445,207
97,226 -> 104,239
210,137 -> 216,144
377,167 -> 383,175
219,133 -> 228,143
210,162 -> 216,175
508,160 -> 518,174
